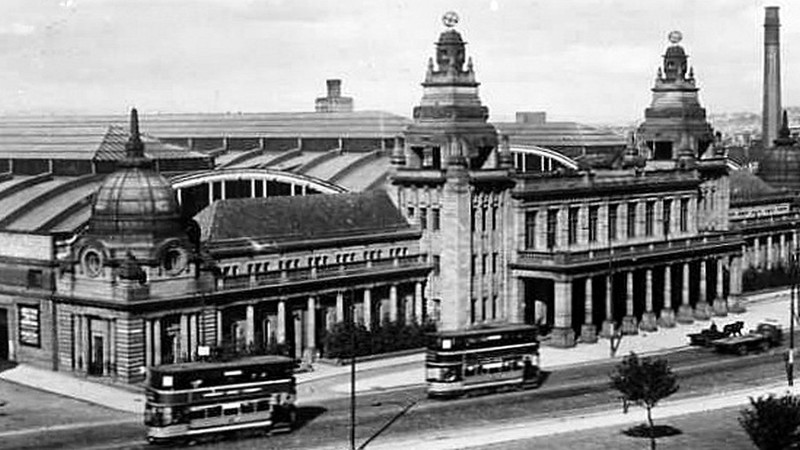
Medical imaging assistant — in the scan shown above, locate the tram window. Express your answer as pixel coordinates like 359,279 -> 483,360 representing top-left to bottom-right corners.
223,407 -> 238,416
256,400 -> 271,412
241,402 -> 255,414
206,406 -> 222,418
189,409 -> 206,421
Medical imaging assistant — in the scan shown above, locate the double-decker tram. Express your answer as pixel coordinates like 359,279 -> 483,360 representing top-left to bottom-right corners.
144,355 -> 297,445
425,324 -> 540,398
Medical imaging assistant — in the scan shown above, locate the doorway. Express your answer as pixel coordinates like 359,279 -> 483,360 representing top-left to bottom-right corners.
89,335 -> 104,376
0,309 -> 8,360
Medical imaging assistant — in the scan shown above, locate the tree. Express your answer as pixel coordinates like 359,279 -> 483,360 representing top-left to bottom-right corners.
610,352 -> 680,450
739,393 -> 800,450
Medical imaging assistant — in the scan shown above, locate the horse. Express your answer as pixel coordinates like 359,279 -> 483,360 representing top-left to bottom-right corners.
723,321 -> 745,337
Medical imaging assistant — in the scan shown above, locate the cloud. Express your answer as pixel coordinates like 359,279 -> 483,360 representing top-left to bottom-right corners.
0,22 -> 35,36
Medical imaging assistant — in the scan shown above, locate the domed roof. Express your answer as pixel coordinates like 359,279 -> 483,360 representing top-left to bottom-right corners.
664,45 -> 686,58
87,109 -> 183,236
438,29 -> 464,44
758,111 -> 800,191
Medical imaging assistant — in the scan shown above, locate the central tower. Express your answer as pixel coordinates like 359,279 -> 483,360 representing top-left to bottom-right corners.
391,12 -> 515,332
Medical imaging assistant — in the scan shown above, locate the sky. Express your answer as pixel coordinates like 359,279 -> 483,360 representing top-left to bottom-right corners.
0,0 -> 796,124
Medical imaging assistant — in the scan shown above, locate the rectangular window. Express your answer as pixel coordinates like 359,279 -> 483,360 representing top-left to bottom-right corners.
432,208 -> 441,231
471,255 -> 476,275
645,201 -> 655,237
18,304 -> 40,347
492,253 -> 497,274
663,199 -> 672,237
492,207 -> 497,231
627,202 -> 637,238
481,207 -> 487,231
433,255 -> 441,275
588,206 -> 599,243
680,198 -> 689,232
27,269 -> 43,289
420,207 -> 428,230
568,207 -> 579,245
471,207 -> 476,232
608,204 -> 618,242
524,211 -> 537,249
407,206 -> 415,218
546,209 -> 558,249
481,254 -> 487,275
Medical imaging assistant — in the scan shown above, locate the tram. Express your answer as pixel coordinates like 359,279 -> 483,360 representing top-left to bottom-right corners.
425,324 -> 540,398
144,355 -> 297,444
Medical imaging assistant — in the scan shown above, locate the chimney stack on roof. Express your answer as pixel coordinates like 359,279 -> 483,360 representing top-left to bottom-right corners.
316,79 -> 354,113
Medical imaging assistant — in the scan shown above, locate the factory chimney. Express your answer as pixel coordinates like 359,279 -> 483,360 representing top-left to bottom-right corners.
762,6 -> 782,149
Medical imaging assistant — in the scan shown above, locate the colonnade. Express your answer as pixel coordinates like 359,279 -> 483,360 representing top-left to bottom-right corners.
142,281 -> 425,366
541,254 -> 743,347
743,231 -> 797,271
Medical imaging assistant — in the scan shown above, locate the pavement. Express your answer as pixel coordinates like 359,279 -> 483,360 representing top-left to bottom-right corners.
0,288 -> 796,417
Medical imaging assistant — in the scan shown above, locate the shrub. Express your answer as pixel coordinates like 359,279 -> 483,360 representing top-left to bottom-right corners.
739,393 -> 800,450
322,320 -> 436,360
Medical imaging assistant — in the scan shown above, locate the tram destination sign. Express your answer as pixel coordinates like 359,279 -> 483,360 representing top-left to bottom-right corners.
19,305 -> 40,347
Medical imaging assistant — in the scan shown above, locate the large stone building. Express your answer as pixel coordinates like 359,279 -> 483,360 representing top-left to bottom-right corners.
0,14 -> 797,383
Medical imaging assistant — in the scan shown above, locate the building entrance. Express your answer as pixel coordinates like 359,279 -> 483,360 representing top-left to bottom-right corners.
0,308 -> 8,360
89,335 -> 104,376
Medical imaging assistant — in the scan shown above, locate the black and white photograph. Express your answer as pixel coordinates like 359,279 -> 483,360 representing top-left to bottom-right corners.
0,1 -> 799,449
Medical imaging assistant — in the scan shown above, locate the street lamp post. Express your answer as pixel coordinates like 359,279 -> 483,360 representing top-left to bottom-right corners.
350,290 -> 357,450
788,245 -> 797,387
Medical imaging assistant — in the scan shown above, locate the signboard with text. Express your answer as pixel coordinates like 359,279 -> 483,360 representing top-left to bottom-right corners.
18,305 -> 40,347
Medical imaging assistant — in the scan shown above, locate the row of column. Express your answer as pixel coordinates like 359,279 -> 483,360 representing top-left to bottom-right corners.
744,231 -> 797,271
143,282 -> 424,366
192,179 -> 309,206
72,314 -> 116,376
548,255 -> 743,347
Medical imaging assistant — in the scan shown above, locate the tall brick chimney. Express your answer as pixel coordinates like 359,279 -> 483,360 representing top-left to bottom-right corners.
763,6 -> 782,148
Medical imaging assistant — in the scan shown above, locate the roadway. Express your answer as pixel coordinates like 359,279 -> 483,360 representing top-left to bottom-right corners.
1,336 -> 795,450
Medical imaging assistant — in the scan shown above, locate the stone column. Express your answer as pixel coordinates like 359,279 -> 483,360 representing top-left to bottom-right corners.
153,318 -> 161,366
780,233 -> 787,267
621,271 -> 638,334
144,318 -> 153,367
305,297 -> 317,362
728,255 -> 746,313
389,284 -> 398,323
766,235 -> 774,270
551,278 -> 575,347
677,262 -> 694,323
189,314 -> 198,361
246,305 -> 255,348
600,273 -> 615,338
363,288 -> 373,330
640,269 -> 657,331
336,291 -> 345,323
179,314 -> 189,362
580,277 -> 597,343
215,310 -> 223,346
713,258 -> 728,316
277,300 -> 286,345
659,265 -> 676,327
414,282 -> 423,323
694,260 -> 712,320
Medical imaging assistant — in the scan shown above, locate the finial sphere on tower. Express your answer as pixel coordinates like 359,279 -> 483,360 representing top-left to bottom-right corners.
668,30 -> 683,44
442,11 -> 459,28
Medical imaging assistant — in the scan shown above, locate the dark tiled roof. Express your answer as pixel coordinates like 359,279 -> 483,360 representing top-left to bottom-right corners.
495,122 -> 627,148
195,190 -> 410,243
729,170 -> 783,203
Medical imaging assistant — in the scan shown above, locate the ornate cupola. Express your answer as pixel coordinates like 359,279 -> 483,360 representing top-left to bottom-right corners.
636,31 -> 714,167
399,11 -> 499,171
62,108 -> 203,302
